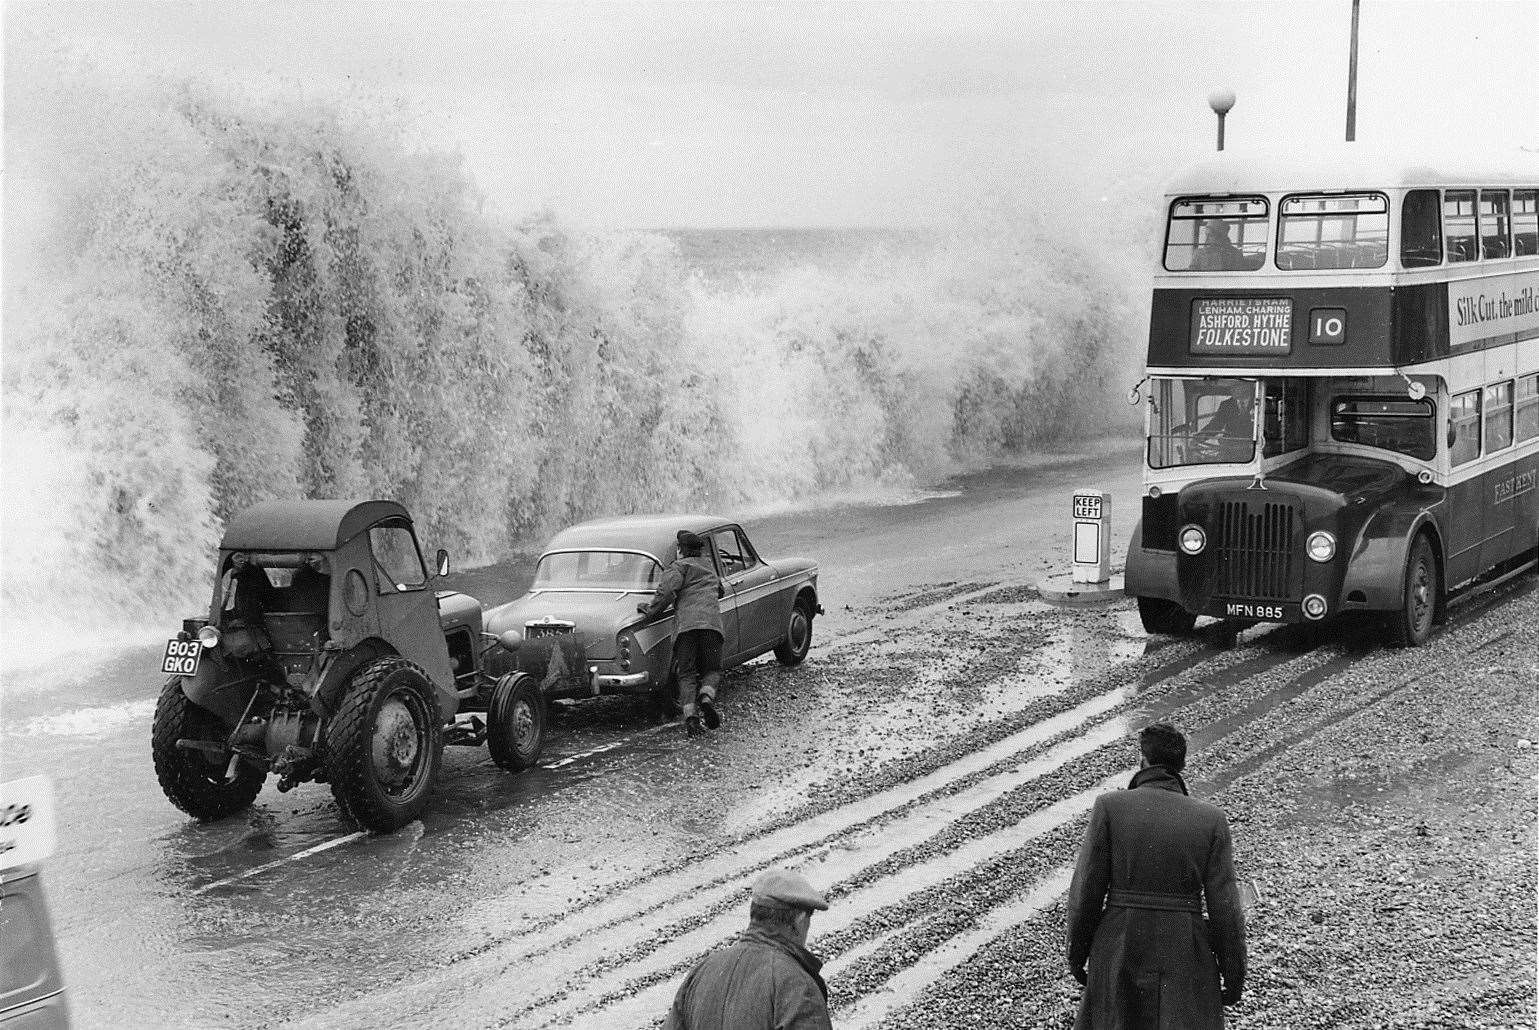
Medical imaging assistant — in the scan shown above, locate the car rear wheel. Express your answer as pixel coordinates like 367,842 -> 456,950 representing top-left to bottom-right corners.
488,672 -> 546,771
1137,597 -> 1197,636
325,657 -> 443,832
1388,534 -> 1439,647
774,596 -> 815,666
152,678 -> 266,821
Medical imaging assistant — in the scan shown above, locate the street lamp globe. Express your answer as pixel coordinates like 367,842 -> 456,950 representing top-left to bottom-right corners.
1208,89 -> 1236,116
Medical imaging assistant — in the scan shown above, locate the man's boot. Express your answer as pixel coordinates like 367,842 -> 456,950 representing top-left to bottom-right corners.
699,674 -> 722,730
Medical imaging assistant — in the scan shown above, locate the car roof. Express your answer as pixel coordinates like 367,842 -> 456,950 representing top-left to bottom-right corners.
542,513 -> 735,560
221,499 -> 411,551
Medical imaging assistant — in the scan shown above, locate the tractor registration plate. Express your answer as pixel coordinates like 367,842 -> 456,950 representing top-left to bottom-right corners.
526,623 -> 574,639
161,638 -> 204,677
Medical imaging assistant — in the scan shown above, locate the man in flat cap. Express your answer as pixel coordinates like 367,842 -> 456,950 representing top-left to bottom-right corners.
638,529 -> 726,736
1066,723 -> 1247,1029
664,868 -> 834,1030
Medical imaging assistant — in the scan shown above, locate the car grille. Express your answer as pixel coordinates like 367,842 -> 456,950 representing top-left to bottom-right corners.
1213,499 -> 1298,600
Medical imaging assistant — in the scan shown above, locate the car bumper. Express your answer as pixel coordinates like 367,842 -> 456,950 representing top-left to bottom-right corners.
587,666 -> 652,694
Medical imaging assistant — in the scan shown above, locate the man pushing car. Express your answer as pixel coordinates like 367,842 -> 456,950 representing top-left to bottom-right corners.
638,530 -> 725,736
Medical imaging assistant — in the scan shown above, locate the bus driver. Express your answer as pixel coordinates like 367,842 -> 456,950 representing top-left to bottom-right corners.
1199,383 -> 1256,439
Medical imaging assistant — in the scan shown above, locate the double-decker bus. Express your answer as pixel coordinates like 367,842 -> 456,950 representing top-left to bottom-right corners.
1125,146 -> 1539,645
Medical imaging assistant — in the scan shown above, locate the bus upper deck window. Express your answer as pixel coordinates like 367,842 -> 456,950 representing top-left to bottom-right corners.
1164,197 -> 1268,272
1400,189 -> 1442,267
1444,190 -> 1477,262
1277,193 -> 1388,270
1511,189 -> 1536,257
1480,190 -> 1511,259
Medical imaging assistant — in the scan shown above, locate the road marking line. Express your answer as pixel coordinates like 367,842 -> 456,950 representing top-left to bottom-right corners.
540,724 -> 672,769
191,831 -> 368,895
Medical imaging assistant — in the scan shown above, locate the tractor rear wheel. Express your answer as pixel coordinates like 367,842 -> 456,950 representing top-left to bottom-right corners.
152,678 -> 265,821
325,657 -> 443,832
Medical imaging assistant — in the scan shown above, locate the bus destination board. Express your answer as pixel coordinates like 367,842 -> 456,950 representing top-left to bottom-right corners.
1189,298 -> 1292,355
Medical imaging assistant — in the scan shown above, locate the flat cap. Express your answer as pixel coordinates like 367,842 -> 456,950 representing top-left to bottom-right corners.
751,868 -> 829,911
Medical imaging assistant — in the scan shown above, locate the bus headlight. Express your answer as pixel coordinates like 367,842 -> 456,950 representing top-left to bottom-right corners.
1178,525 -> 1207,555
1306,531 -> 1337,563
1302,594 -> 1328,620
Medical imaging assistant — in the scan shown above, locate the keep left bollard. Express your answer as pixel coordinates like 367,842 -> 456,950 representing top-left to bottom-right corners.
1037,488 -> 1124,605
1071,489 -> 1111,585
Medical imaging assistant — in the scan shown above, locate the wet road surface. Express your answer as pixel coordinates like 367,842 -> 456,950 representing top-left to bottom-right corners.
3,441 -> 1534,1029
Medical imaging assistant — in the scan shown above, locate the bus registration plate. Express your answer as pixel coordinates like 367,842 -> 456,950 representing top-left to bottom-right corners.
1190,298 -> 1292,355
1214,600 -> 1297,622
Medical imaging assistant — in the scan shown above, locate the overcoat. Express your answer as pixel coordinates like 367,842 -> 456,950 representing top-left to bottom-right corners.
663,925 -> 833,1030
643,555 -> 725,637
1066,766 -> 1246,1030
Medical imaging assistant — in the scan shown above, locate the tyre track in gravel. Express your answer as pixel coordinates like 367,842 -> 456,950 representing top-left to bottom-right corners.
545,645 -> 1355,1026
825,594 -> 1532,1030
486,636 -> 1362,1024
553,598 -> 1526,1029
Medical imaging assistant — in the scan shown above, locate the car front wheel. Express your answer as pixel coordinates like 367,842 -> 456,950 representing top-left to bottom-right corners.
325,657 -> 443,832
774,596 -> 814,666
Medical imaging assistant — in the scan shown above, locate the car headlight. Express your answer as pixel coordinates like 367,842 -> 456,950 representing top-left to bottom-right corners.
1306,531 -> 1336,563
197,625 -> 221,649
1178,525 -> 1207,555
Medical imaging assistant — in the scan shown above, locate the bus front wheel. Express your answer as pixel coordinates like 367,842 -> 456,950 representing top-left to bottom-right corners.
1389,535 -> 1439,647
1138,597 -> 1197,636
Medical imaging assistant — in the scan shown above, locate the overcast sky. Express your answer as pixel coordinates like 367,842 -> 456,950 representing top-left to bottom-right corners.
6,0 -> 1539,228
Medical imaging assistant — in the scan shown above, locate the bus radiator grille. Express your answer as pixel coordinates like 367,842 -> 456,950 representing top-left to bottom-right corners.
1214,500 -> 1297,600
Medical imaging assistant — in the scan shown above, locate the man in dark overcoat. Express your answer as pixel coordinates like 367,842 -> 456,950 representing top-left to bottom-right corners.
664,868 -> 833,1030
1066,723 -> 1246,1029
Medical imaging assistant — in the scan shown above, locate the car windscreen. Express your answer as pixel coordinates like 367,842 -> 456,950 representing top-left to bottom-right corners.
533,551 -> 661,589
1330,395 -> 1436,460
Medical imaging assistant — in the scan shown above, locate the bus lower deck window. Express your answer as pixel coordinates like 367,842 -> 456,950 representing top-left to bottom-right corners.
1330,395 -> 1436,461
1484,381 -> 1515,452
1449,389 -> 1482,465
1516,374 -> 1539,443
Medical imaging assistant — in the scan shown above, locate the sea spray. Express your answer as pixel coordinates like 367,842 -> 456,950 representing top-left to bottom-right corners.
2,68 -> 1143,660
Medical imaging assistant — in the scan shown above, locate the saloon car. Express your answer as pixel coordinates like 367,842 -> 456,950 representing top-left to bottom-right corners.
484,514 -> 821,713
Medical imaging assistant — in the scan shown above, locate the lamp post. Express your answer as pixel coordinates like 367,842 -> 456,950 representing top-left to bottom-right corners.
1345,0 -> 1361,141
1208,90 -> 1236,152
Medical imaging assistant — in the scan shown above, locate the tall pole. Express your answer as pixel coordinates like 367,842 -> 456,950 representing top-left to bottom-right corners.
1209,90 -> 1236,152
1345,0 -> 1360,141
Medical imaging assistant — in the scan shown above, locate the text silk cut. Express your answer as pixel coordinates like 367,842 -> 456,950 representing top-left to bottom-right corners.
1066,766 -> 1247,1030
